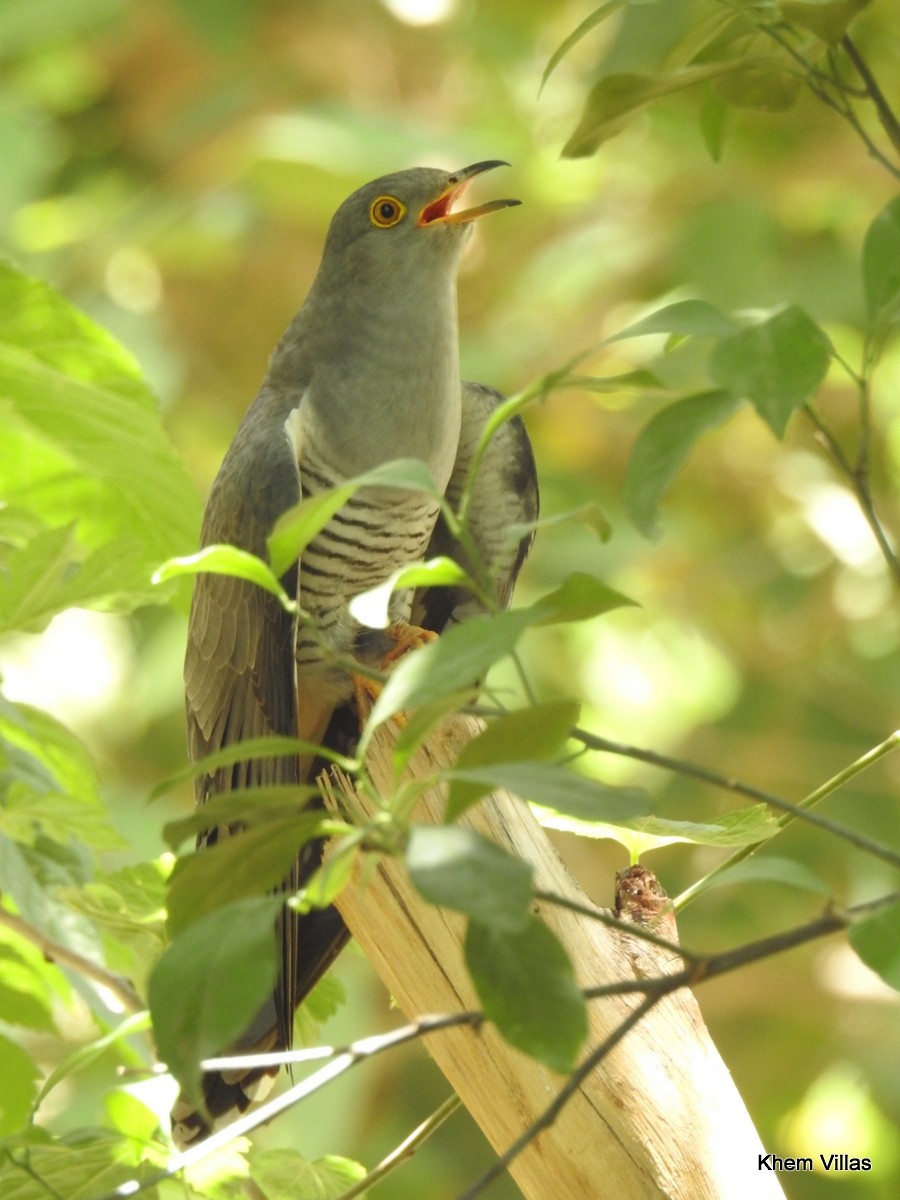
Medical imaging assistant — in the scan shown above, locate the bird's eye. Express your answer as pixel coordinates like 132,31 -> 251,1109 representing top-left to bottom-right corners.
370,196 -> 406,228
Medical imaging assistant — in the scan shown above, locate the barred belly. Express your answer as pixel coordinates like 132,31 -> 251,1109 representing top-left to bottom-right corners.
294,449 -> 440,699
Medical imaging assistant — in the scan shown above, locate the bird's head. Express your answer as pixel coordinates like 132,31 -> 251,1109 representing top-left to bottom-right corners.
318,161 -> 519,291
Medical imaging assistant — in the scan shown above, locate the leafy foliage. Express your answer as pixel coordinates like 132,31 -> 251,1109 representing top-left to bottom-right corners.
0,3 -> 898,1198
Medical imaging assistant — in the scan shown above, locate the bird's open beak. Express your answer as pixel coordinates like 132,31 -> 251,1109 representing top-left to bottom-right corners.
419,160 -> 520,226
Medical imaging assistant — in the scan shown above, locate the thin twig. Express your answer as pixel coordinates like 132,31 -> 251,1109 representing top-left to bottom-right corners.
334,1094 -> 462,1200
534,889 -> 696,962
0,907 -> 144,1015
804,404 -> 900,586
841,34 -> 900,154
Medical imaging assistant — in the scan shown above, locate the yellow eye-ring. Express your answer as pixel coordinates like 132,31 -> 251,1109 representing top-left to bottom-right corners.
369,195 -> 406,228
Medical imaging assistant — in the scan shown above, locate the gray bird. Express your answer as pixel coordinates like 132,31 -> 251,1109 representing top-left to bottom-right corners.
175,161 -> 538,1146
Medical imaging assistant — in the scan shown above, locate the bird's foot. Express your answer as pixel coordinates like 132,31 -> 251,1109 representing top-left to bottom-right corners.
352,623 -> 438,725
380,622 -> 438,666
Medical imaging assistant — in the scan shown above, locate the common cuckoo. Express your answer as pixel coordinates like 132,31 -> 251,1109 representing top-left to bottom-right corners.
175,161 -> 538,1146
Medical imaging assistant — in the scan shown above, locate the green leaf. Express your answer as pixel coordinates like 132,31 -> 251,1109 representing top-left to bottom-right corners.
781,0 -> 871,45
448,761 -> 652,827
58,862 -> 167,990
166,814 -> 326,936
563,61 -> 767,157
302,972 -> 346,1025
691,855 -> 832,898
364,608 -> 533,735
509,502 -> 612,546
623,390 -> 742,538
539,806 -> 782,861
526,572 -> 637,625
465,915 -> 587,1072
348,556 -> 472,630
0,1130 -> 145,1199
0,262 -> 200,596
0,943 -> 56,1031
540,1 -> 626,93
446,700 -> 580,821
162,784 -> 326,849
862,196 -> 900,331
709,306 -> 832,437
699,90 -> 730,162
407,826 -> 533,931
712,44 -> 802,112
249,1147 -> 366,1200
268,458 -> 438,579
0,696 -> 123,850
35,1011 -> 152,1111
293,840 -> 359,912
151,735 -> 336,800
148,895 -> 282,1096
0,525 -> 145,634
0,1033 -> 40,1132
153,544 -> 291,605
560,368 -> 665,393
610,299 -> 736,342
0,833 -> 101,969
849,899 -> 900,992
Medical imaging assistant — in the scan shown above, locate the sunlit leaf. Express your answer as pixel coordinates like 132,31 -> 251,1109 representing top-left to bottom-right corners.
407,825 -> 533,931
623,390 -> 742,538
249,1147 -> 366,1200
348,556 -> 472,630
709,305 -> 832,437
0,526 -> 145,634
153,544 -> 291,605
849,898 -> 900,992
466,915 -> 587,1072
539,806 -> 781,860
148,895 -> 282,1097
0,1033 -> 40,1133
0,262 -> 200,599
0,1130 -> 146,1199
0,943 -> 56,1031
446,701 -> 580,821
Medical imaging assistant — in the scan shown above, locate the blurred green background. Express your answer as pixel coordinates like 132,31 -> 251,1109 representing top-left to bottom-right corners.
0,1 -> 898,1197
